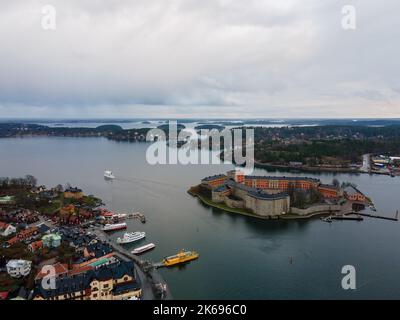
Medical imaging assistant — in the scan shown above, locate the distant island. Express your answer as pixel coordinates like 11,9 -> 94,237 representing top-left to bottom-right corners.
194,124 -> 225,131
246,125 -> 400,176
0,123 -> 150,142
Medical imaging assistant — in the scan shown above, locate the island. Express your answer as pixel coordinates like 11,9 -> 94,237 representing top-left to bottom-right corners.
189,170 -> 372,220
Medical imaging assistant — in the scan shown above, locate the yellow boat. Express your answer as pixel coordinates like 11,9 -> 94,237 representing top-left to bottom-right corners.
162,250 -> 199,267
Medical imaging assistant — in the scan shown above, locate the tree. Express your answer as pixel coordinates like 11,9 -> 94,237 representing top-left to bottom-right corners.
332,178 -> 340,188
25,175 -> 37,187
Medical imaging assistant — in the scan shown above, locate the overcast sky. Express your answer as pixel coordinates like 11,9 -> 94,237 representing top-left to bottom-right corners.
0,0 -> 399,118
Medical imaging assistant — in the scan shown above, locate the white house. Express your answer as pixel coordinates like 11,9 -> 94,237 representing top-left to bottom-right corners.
0,221 -> 17,237
6,260 -> 32,278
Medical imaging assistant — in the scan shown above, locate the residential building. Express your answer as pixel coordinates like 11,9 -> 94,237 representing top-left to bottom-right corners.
42,233 -> 62,248
28,240 -> 43,253
7,226 -> 39,246
0,196 -> 15,205
64,187 -> 84,199
0,221 -> 16,237
6,259 -> 32,278
344,186 -> 366,202
33,260 -> 141,300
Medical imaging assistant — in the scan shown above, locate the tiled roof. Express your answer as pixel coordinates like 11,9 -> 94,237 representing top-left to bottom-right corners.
35,262 -> 69,281
113,281 -> 141,295
245,175 -> 320,182
65,187 -> 82,193
0,221 -> 10,230
201,174 -> 227,182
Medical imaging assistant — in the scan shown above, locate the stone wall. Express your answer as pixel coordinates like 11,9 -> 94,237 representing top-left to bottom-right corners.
290,204 -> 341,216
244,194 -> 290,217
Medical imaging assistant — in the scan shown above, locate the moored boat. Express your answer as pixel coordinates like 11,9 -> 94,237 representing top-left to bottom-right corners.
162,250 -> 199,267
102,222 -> 127,232
117,231 -> 146,244
112,213 -> 127,221
132,243 -> 156,254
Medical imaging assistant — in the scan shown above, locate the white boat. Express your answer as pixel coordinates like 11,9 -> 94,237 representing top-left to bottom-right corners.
104,170 -> 115,179
132,243 -> 156,254
102,222 -> 127,232
117,231 -> 146,244
112,213 -> 127,221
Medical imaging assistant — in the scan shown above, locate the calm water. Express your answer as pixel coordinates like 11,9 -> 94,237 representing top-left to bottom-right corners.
1,137 -> 400,299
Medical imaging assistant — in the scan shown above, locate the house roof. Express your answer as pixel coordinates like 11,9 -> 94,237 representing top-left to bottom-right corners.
0,221 -> 10,230
344,185 -> 363,195
65,187 -> 83,193
35,262 -> 69,281
0,291 -> 9,300
29,240 -> 43,251
34,272 -> 94,299
113,281 -> 141,295
6,259 -> 31,269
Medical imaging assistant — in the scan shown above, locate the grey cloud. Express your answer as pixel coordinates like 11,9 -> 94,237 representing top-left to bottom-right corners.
0,0 -> 399,118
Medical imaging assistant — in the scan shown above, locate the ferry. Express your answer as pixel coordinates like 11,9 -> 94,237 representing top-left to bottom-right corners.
162,250 -> 199,267
132,243 -> 156,254
117,231 -> 146,244
104,170 -> 115,179
102,222 -> 127,232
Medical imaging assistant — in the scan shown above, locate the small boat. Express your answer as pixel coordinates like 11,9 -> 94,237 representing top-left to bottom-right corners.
112,213 -> 127,221
162,250 -> 199,267
102,223 -> 127,232
132,212 -> 146,223
321,216 -> 332,223
104,170 -> 115,179
117,231 -> 146,244
132,243 -> 156,254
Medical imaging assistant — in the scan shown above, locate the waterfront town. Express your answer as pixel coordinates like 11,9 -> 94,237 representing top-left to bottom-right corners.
189,170 -> 387,220
0,176 -> 171,301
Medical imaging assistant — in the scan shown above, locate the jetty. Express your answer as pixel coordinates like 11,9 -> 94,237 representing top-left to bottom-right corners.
331,215 -> 363,221
357,211 -> 398,221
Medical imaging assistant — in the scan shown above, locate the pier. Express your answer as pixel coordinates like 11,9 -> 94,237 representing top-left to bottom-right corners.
357,211 -> 398,221
92,228 -> 173,300
341,209 -> 399,222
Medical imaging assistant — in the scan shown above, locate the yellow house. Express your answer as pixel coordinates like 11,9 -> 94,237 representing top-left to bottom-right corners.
64,187 -> 84,199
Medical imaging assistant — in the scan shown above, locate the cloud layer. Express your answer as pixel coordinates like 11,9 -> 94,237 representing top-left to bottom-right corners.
0,0 -> 399,118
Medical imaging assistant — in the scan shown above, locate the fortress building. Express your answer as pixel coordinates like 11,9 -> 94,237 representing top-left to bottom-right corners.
201,170 -> 341,217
